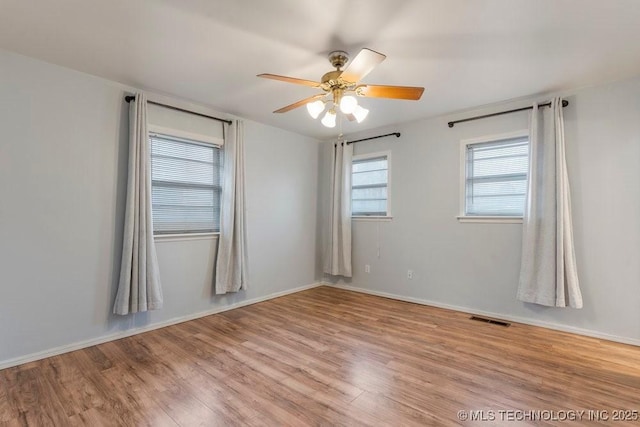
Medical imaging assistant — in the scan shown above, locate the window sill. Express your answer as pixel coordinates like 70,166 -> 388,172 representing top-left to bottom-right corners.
352,216 -> 393,222
154,232 -> 220,242
457,216 -> 523,224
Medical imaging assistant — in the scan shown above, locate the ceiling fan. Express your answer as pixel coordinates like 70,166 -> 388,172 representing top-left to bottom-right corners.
257,48 -> 424,128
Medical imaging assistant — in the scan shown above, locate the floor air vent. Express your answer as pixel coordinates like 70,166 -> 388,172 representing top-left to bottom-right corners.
470,316 -> 511,327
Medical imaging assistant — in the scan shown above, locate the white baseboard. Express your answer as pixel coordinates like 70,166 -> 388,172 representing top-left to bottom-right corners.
0,282 -> 323,371
325,283 -> 640,347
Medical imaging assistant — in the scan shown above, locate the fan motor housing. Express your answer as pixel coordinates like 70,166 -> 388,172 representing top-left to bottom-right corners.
321,70 -> 342,85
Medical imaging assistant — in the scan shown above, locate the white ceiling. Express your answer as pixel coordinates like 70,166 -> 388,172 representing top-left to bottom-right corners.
2,0 -> 640,139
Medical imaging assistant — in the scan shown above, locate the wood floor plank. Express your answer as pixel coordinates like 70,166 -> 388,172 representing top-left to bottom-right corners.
2,286 -> 640,426
180,367 -> 261,424
149,385 -> 223,427
38,356 -> 105,417
225,368 -> 368,427
0,371 -> 12,423
98,366 -> 178,427
2,365 -> 68,426
0,416 -> 27,427
350,391 -> 447,427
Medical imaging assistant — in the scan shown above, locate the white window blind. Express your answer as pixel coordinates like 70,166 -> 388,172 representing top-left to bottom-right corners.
352,154 -> 389,216
150,133 -> 221,234
465,136 -> 529,216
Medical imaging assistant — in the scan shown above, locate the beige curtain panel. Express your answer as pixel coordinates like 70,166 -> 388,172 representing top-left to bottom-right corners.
324,141 -> 353,277
517,98 -> 582,308
113,93 -> 163,315
215,120 -> 248,294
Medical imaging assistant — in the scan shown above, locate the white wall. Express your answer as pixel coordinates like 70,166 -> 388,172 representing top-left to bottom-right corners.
0,50 -> 320,365
321,76 -> 640,344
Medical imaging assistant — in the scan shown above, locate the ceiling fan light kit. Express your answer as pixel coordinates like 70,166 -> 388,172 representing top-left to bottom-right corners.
258,48 -> 424,128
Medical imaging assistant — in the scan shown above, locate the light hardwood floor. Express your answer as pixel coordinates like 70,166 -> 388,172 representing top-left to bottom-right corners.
1,286 -> 639,426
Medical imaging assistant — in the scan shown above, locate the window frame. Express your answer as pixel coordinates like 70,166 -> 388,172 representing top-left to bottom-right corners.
351,150 -> 393,221
458,130 -> 528,224
148,125 -> 223,240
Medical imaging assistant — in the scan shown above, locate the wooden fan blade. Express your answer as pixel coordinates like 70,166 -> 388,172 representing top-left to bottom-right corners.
340,48 -> 386,83
273,94 -> 325,113
257,73 -> 320,87
357,84 -> 424,100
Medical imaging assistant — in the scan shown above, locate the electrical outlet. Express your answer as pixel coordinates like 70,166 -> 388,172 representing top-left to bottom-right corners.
407,270 -> 413,279
365,264 -> 371,273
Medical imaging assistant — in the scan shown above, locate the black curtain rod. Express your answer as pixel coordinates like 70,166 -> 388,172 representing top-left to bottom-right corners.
345,132 -> 401,145
124,95 -> 232,125
447,100 -> 569,128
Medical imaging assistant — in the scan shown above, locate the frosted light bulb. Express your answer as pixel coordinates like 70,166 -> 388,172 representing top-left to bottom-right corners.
352,105 -> 369,123
321,110 -> 337,128
339,95 -> 358,114
306,100 -> 325,119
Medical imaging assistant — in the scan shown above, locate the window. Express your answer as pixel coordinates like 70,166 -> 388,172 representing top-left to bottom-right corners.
461,133 -> 529,219
352,152 -> 391,217
150,133 -> 221,234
